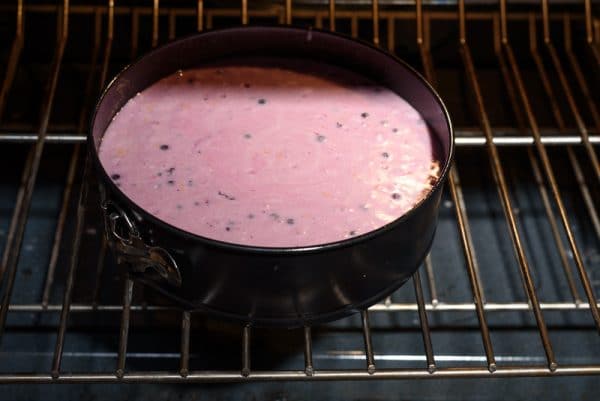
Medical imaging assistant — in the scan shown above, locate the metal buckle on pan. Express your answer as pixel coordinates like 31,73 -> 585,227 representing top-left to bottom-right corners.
101,200 -> 182,287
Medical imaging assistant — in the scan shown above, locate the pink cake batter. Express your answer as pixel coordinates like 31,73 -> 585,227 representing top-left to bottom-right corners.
99,59 -> 440,247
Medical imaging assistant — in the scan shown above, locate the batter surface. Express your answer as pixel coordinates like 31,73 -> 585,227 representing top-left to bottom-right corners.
99,59 -> 439,247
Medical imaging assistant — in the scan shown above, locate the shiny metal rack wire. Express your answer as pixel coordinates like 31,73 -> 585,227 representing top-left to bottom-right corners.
0,0 -> 599,383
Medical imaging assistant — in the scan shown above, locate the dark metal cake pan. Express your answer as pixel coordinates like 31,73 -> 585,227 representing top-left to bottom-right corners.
89,26 -> 454,327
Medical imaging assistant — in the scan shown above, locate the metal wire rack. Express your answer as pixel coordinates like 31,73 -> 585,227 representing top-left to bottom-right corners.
0,0 -> 599,383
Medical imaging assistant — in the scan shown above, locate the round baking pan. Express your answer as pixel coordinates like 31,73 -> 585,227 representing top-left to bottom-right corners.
89,26 -> 454,327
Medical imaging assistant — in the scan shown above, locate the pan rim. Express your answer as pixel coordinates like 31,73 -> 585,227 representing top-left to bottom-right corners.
89,25 -> 455,255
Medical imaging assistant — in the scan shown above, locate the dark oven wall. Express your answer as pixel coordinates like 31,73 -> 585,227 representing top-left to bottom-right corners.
0,0 -> 599,399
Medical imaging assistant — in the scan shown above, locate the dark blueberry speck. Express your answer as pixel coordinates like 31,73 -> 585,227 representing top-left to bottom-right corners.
361,112 -> 369,118
111,174 -> 121,180
286,218 -> 295,225
336,122 -> 343,128
270,213 -> 280,220
392,128 -> 398,133
247,213 -> 255,219
225,227 -> 231,231
244,83 -> 251,88
349,230 -> 356,236
392,193 -> 401,200
217,191 -> 236,201
187,180 -> 193,186
160,144 -> 169,150
157,172 -> 162,177
194,201 -> 200,206
167,167 -> 175,175
257,98 -> 267,105
382,152 -> 390,158
315,134 -> 326,142
167,180 -> 175,185
176,204 -> 183,210
244,133 -> 252,139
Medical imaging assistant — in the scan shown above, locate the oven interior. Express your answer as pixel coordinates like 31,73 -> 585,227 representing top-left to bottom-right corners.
0,0 -> 599,399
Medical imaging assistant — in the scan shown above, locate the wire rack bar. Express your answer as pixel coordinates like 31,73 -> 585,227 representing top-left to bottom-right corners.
241,324 -> 251,377
351,15 -> 358,38
0,0 -> 70,344
529,13 -> 600,241
360,310 -> 376,374
460,5 -> 562,371
152,0 -> 160,47
499,0 -> 600,333
285,0 -> 292,24
328,0 -> 335,30
241,0 -> 248,24
51,0 -> 119,376
387,16 -> 395,52
41,143 -> 80,307
41,8 -> 103,309
527,147 -> 582,304
0,4 -> 595,22
0,366 -> 600,383
197,0 -> 204,31
179,311 -> 191,377
2,301 -> 600,313
372,0 -> 380,46
115,278 -> 134,379
528,14 -> 600,255
0,0 -> 23,121
418,0 -> 498,373
0,148 -> 34,284
50,54 -> 100,381
491,3 -> 559,371
585,0 -> 600,64
423,255 -> 439,306
89,0 -> 116,309
564,15 -> 600,132
412,271 -> 437,373
2,133 -> 600,145
303,326 -> 314,376
542,1 -> 600,182
565,148 -> 600,239
99,0 -> 115,91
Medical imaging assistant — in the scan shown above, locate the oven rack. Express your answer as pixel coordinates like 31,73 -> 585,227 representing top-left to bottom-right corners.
0,0 -> 599,383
